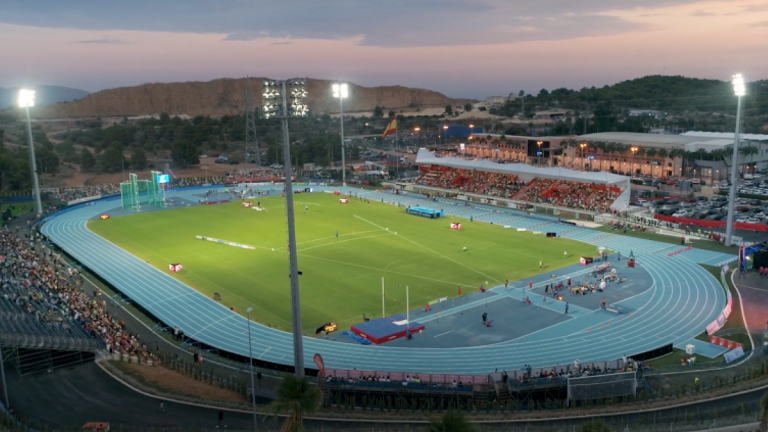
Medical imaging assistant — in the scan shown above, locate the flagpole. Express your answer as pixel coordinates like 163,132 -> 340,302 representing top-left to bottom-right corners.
382,277 -> 385,317
395,117 -> 399,180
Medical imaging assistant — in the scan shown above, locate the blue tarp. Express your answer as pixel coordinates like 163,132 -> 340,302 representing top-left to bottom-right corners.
343,330 -> 372,345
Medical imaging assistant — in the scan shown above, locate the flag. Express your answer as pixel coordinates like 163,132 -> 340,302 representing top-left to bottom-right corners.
381,117 -> 397,138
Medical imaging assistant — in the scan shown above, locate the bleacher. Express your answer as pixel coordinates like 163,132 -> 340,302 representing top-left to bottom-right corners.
415,166 -> 620,213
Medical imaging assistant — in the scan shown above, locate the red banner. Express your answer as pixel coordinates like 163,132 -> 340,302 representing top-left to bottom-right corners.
709,335 -> 743,350
655,214 -> 767,232
314,353 -> 326,376
450,223 -> 461,230
242,202 -> 252,207
340,198 -> 348,203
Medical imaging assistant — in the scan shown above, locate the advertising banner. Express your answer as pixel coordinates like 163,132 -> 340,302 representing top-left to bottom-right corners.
450,223 -> 461,230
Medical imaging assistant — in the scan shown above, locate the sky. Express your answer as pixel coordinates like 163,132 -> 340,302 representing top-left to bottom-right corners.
1,0 -> 767,99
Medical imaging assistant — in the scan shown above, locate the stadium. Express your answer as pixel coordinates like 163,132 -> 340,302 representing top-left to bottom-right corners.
33,150 -> 737,382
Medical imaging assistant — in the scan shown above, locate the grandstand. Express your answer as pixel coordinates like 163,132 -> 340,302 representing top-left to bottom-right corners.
1,228 -> 107,375
414,149 -> 630,215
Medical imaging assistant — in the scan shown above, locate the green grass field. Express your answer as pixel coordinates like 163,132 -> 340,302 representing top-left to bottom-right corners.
88,193 -> 596,334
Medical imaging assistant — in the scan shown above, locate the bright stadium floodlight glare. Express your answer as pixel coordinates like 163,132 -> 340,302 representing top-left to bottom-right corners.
332,83 -> 348,98
17,89 -> 35,107
732,74 -> 745,96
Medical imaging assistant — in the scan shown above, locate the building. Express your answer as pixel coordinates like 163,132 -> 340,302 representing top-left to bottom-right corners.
561,132 -> 768,182
462,131 -> 768,183
483,96 -> 507,109
628,109 -> 666,120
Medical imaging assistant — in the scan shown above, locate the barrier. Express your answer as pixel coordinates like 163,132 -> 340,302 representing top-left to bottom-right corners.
326,368 -> 487,384
709,335 -> 742,350
667,246 -> 693,257
655,214 -> 767,232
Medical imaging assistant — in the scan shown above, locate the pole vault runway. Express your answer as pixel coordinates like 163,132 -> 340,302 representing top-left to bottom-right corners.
40,186 -> 736,375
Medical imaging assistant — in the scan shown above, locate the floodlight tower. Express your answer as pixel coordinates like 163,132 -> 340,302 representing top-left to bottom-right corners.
262,78 -> 309,378
18,90 -> 43,217
725,74 -> 746,247
332,83 -> 348,193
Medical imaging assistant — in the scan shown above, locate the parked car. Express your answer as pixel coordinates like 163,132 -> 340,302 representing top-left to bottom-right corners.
672,210 -> 690,218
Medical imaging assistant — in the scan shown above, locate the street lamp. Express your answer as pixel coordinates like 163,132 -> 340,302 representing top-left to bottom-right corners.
18,89 -> 43,217
413,127 -> 420,148
726,73 -> 746,247
262,78 -> 308,378
537,141 -> 543,166
332,83 -> 348,193
442,125 -> 449,144
630,147 -> 639,177
246,307 -> 258,431
580,143 -> 587,171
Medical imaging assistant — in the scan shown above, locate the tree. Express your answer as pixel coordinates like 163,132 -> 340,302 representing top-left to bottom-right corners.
428,410 -> 475,432
445,105 -> 453,116
131,147 -> 148,171
580,419 -> 611,432
80,148 -> 96,171
388,110 -> 396,119
760,390 -> 768,432
518,90 -> 524,97
267,375 -> 321,432
171,140 -> 199,167
463,103 -> 473,112
100,144 -> 124,173
372,106 -> 384,118
36,149 -> 60,175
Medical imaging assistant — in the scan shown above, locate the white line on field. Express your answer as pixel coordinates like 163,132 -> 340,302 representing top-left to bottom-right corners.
353,214 -> 502,285
298,233 -> 390,252
433,330 -> 454,338
296,230 -> 381,245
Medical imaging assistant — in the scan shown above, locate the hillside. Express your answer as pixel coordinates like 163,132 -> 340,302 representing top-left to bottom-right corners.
28,78 -> 470,119
0,85 -> 89,110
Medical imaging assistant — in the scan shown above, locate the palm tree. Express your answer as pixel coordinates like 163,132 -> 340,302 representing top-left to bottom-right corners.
428,410 -> 476,432
267,375 -> 322,432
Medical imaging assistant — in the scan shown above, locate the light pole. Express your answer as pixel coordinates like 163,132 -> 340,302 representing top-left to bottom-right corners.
413,127 -> 420,148
630,147 -> 639,177
725,73 -> 746,247
536,141 -> 543,166
246,307 -> 258,431
18,89 -> 43,217
332,83 -> 348,193
262,78 -> 309,378
580,143 -> 587,171
442,125 -> 449,145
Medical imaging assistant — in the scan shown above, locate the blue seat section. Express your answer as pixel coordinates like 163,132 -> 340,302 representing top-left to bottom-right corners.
40,186 -> 731,375
0,280 -> 101,351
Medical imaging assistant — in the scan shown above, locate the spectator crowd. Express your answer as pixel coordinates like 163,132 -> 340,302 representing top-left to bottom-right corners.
0,227 -> 152,361
417,167 -> 620,213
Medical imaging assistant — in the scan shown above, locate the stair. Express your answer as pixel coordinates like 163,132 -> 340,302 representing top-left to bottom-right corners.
472,384 -> 488,410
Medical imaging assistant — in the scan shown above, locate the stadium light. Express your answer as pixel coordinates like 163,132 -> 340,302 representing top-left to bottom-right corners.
18,89 -> 43,217
245,307 -> 257,431
537,141 -> 543,166
580,143 -> 587,171
443,125 -> 449,144
332,83 -> 348,193
261,78 -> 309,378
630,146 -> 639,176
725,74 -> 746,246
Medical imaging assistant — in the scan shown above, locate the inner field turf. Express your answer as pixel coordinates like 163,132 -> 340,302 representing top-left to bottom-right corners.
88,193 -> 597,334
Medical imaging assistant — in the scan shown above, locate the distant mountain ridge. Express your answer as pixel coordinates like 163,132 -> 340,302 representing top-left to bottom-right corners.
27,78 -> 471,119
0,85 -> 89,110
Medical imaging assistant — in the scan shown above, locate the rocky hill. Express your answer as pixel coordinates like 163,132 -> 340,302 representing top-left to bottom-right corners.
29,78 -> 470,119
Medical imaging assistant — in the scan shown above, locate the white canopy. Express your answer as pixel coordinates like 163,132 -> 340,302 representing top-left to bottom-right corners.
415,149 -> 629,186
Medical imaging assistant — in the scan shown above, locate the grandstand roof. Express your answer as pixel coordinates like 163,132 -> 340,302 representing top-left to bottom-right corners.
415,149 -> 629,185
576,131 -> 768,152
680,131 -> 768,142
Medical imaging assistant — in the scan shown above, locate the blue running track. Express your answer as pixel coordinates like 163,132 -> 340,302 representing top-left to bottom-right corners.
40,186 -> 736,375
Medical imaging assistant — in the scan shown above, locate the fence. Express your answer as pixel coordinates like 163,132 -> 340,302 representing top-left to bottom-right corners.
567,371 -> 638,403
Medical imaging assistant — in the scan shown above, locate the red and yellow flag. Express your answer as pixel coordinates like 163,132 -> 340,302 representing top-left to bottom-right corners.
381,117 -> 397,138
